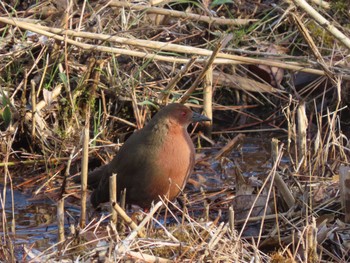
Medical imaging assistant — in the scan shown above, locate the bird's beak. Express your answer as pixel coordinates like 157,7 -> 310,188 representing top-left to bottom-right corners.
192,112 -> 211,122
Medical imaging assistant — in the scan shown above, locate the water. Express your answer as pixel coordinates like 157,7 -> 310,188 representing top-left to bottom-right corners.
0,136 -> 276,259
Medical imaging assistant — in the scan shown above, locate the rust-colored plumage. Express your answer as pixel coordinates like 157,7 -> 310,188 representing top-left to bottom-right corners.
84,103 -> 210,208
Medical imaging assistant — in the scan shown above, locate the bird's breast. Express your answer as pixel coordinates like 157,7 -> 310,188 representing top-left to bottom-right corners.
151,128 -> 195,199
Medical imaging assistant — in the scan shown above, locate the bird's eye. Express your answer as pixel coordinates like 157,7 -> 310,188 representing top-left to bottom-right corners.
181,111 -> 187,117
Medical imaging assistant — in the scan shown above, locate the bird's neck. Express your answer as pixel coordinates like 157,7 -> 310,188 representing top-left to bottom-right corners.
146,119 -> 189,145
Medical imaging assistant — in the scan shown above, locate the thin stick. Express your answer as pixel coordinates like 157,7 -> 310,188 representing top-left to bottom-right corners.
203,64 -> 213,137
31,80 -> 36,139
297,102 -> 308,169
214,134 -> 245,160
120,189 -> 126,210
109,174 -> 118,224
272,139 -> 296,208
159,56 -> 197,104
0,157 -> 70,167
111,202 -> 145,238
271,138 -> 279,164
292,13 -> 335,83
57,147 -> 76,244
108,1 -> 253,26
57,199 -> 65,244
228,206 -> 235,233
179,40 -> 222,103
80,108 -> 90,228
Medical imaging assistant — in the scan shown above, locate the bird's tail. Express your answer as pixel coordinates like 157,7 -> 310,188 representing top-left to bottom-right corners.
73,164 -> 109,189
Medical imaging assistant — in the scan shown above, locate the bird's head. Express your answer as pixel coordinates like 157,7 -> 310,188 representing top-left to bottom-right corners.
151,103 -> 210,128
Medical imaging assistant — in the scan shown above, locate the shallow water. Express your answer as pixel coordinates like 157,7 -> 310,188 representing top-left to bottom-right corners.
0,136 -> 275,259
0,185 -> 81,259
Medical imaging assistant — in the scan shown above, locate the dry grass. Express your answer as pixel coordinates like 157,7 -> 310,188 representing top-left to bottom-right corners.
1,0 -> 350,262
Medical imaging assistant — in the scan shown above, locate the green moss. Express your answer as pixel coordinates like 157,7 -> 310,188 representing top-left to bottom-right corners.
306,21 -> 335,50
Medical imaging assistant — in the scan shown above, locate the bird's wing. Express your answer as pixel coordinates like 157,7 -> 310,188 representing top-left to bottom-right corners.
91,129 -> 161,207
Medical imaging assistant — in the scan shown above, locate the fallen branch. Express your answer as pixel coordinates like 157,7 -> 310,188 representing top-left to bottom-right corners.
108,0 -> 254,26
0,17 -> 346,78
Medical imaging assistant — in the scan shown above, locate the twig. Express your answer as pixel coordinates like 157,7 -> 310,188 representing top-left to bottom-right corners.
297,102 -> 308,169
57,147 -> 76,245
203,64 -> 213,137
80,111 -> 90,228
57,199 -> 65,244
111,202 -> 144,238
159,56 -> 197,104
271,139 -> 295,208
109,174 -> 118,224
214,134 -> 245,160
30,80 -> 36,139
179,40 -> 222,103
292,13 -> 335,83
108,1 -> 254,26
0,157 -> 70,167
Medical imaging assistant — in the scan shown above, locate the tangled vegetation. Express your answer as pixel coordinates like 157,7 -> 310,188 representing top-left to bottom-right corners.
1,0 -> 350,262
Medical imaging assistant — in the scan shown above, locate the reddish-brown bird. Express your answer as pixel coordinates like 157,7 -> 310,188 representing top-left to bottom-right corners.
85,103 -> 210,208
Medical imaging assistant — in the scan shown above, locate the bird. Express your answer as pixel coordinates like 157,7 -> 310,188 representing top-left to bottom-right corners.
82,103 -> 210,209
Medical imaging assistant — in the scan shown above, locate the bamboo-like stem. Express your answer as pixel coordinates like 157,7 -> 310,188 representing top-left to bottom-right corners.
80,108 -> 90,228
31,80 -> 36,139
271,138 -> 279,163
228,206 -> 235,233
306,217 -> 318,262
274,173 -> 295,209
57,199 -> 65,243
120,189 -> 126,210
108,1 -> 252,26
297,102 -> 308,169
203,65 -> 213,137
109,174 -> 118,224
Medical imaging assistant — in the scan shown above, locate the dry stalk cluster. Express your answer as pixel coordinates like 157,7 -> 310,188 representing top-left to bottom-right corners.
1,0 -> 350,262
